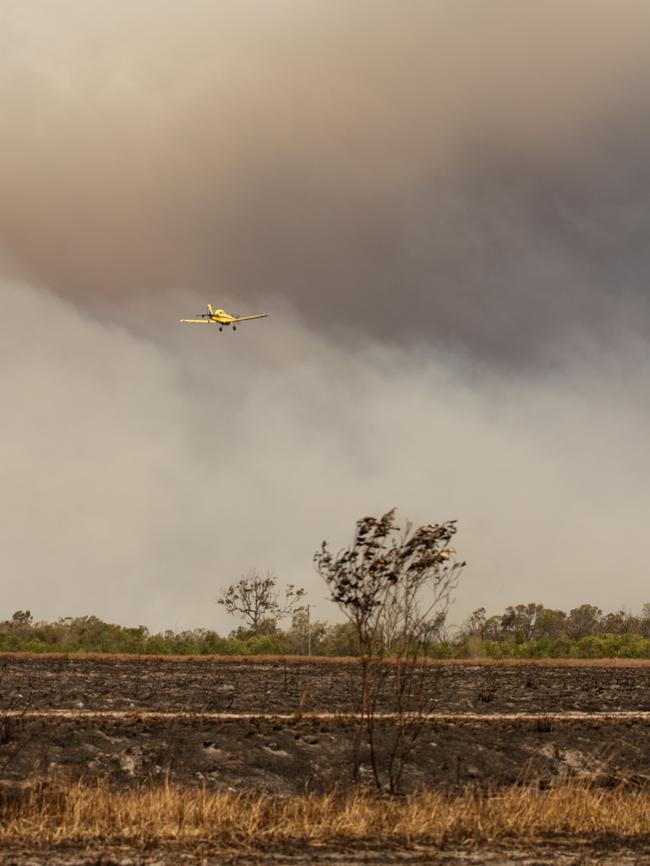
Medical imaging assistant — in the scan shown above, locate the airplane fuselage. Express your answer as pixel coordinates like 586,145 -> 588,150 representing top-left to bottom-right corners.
180,305 -> 268,330
207,310 -> 236,325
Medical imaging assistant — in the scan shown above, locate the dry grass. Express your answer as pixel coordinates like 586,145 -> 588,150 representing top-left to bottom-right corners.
2,781 -> 650,848
2,652 -> 650,667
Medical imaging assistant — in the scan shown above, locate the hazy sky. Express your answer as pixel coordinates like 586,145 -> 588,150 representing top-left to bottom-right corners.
1,1 -> 649,632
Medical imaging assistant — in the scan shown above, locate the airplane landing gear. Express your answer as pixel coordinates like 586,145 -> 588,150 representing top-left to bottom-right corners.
219,326 -> 223,332
233,325 -> 237,331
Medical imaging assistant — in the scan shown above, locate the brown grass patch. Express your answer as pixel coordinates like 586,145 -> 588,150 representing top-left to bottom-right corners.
2,781 -> 650,848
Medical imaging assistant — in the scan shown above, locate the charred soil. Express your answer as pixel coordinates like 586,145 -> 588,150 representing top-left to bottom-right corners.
2,656 -> 650,864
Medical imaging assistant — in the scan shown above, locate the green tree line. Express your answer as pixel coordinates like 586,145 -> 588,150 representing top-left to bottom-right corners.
0,609 -> 358,656
3,601 -> 650,658
455,602 -> 650,659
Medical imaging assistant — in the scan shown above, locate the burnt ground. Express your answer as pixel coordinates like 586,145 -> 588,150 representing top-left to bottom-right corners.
1,844 -> 650,866
0,712 -> 649,792
2,657 -> 650,864
1,657 -> 650,791
0,713 -> 650,794
1,843 -> 650,866
2,656 -> 650,714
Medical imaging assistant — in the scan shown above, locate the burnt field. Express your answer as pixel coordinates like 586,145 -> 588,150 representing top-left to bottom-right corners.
1,655 -> 650,792
2,710 -> 650,792
2,656 -> 650,864
2,654 -> 650,714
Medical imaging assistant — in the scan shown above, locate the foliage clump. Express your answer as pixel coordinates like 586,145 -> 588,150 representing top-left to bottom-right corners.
315,509 -> 463,658
315,508 -> 464,792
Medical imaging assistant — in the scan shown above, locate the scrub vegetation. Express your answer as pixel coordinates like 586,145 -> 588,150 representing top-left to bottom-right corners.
5,511 -> 650,659
3,604 -> 650,658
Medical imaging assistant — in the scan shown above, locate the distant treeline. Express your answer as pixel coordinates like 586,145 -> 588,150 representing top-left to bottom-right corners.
454,602 -> 650,659
0,610 -> 358,656
3,603 -> 650,658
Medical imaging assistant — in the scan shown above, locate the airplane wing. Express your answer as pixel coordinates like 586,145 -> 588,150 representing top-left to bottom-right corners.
180,319 -> 211,323
232,314 -> 269,323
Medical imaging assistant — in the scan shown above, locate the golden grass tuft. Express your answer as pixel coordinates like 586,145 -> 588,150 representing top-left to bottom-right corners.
2,781 -> 650,848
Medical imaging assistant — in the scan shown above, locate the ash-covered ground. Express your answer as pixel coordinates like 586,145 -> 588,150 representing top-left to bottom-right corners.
1,656 -> 650,792
2,656 -> 650,714
3,657 -> 650,865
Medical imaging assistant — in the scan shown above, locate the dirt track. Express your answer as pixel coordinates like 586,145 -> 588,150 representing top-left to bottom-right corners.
3,709 -> 650,720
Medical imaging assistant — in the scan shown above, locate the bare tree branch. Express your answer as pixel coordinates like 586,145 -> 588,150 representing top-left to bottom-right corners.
217,571 -> 306,633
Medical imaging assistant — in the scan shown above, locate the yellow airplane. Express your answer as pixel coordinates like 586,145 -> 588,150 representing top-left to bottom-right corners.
180,304 -> 268,332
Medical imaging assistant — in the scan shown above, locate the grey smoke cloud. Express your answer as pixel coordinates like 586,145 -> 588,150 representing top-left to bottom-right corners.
2,276 -> 648,631
2,1 -> 650,363
1,2 -> 649,629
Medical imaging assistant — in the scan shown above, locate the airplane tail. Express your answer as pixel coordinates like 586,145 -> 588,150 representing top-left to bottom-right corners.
207,304 -> 214,315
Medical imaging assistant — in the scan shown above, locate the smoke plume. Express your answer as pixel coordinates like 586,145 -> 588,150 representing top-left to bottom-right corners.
1,1 -> 649,630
